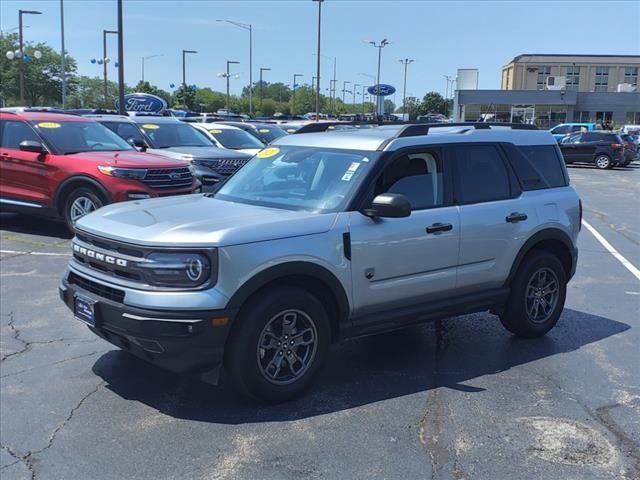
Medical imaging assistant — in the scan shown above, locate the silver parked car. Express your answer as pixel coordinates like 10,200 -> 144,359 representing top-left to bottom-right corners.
60,122 -> 581,402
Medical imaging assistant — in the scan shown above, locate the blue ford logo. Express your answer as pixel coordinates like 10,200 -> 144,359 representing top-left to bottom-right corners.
115,93 -> 167,114
169,172 -> 182,180
367,84 -> 396,96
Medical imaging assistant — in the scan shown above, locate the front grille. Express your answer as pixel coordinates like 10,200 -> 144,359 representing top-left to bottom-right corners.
142,167 -> 193,189
75,233 -> 145,258
211,158 -> 250,177
68,271 -> 125,303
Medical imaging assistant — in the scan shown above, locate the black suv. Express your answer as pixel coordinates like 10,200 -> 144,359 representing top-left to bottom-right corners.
559,131 -> 626,169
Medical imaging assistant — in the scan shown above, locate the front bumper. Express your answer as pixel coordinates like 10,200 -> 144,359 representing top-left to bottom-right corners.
191,164 -> 225,193
59,276 -> 235,384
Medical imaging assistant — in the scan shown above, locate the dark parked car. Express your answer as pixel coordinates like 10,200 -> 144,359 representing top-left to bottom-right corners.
86,115 -> 251,191
620,134 -> 639,165
559,131 -> 626,169
217,121 -> 287,144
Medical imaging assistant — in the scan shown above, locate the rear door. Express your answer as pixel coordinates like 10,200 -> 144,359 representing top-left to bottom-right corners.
0,119 -> 52,208
453,143 -> 535,293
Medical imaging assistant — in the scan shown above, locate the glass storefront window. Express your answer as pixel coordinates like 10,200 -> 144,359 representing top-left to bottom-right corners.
625,112 -> 640,124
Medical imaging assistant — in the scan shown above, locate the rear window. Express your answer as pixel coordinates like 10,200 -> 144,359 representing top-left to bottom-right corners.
511,145 -> 568,190
583,132 -> 620,142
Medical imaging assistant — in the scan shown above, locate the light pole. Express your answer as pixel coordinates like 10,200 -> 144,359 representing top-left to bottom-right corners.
142,54 -> 162,82
361,84 -> 366,115
103,29 -> 118,107
312,0 -> 324,121
221,60 -> 240,112
116,0 -> 125,115
18,9 -> 42,105
259,67 -> 271,111
182,49 -> 197,86
399,58 -> 414,119
368,38 -> 389,116
292,73 -> 303,116
352,83 -> 360,106
443,74 -> 454,99
60,0 -> 66,109
217,20 -> 253,115
342,80 -> 351,104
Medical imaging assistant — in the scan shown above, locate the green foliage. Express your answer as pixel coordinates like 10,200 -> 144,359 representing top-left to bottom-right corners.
421,91 -> 449,116
384,99 -> 395,115
174,83 -> 196,110
0,33 -> 77,107
133,81 -> 172,106
65,76 -> 117,109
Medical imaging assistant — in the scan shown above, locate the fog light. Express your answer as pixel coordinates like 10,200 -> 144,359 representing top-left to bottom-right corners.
128,193 -> 151,200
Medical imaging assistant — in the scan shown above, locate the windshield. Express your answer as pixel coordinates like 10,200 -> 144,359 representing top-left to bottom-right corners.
255,126 -> 287,142
101,121 -> 147,145
215,146 -> 377,212
139,122 -> 214,148
205,127 -> 265,149
32,120 -> 134,154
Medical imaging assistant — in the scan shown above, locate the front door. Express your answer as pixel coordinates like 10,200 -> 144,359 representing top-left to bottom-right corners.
349,147 -> 460,321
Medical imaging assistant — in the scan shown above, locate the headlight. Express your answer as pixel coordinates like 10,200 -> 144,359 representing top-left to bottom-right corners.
98,166 -> 147,180
139,252 -> 213,287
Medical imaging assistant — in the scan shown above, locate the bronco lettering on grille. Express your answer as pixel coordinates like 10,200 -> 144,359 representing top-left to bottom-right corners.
73,244 -> 128,267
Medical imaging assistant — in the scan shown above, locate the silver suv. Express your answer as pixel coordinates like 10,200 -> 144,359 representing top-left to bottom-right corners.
59,123 -> 581,402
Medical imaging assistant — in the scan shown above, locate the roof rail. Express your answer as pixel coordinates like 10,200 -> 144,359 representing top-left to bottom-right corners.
294,120 -> 404,134
396,122 -> 538,138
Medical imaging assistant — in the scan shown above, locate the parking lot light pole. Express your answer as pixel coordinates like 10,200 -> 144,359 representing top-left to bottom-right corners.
368,39 -> 389,116
103,29 -> 118,107
352,83 -> 360,106
142,54 -> 162,82
399,58 -> 414,119
361,84 -> 366,115
312,0 -> 324,121
217,20 -> 253,115
18,9 -> 42,105
182,49 -> 197,86
259,67 -> 270,111
116,0 -> 125,115
225,60 -> 240,112
60,0 -> 66,109
292,73 -> 303,115
341,80 -> 351,105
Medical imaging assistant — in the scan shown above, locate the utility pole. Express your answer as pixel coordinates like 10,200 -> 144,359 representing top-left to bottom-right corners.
225,60 -> 240,112
60,0 -> 66,109
342,80 -> 350,104
259,67 -> 270,111
18,9 -> 42,105
312,0 -> 323,121
116,0 -> 125,115
368,39 -> 389,116
352,83 -> 360,106
103,29 -> 117,107
292,73 -> 303,116
399,58 -> 414,119
182,49 -> 197,86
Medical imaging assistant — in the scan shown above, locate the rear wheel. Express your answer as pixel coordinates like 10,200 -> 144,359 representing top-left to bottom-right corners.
225,286 -> 330,403
63,187 -> 105,231
594,154 -> 612,170
500,251 -> 567,338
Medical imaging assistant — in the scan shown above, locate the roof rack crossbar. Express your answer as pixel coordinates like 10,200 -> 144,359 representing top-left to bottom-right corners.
396,122 -> 538,138
293,120 -> 404,134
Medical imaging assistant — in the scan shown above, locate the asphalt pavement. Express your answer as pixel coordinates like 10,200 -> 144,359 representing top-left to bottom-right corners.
1,163 -> 639,480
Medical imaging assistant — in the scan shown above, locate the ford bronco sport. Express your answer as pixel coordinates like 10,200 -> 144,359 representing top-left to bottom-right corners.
60,123 -> 581,403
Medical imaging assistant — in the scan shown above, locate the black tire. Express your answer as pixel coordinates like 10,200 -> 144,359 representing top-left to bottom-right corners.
500,251 -> 567,338
225,286 -> 330,403
594,154 -> 612,170
62,187 -> 105,231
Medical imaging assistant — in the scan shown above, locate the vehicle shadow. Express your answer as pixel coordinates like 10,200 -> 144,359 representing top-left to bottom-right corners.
0,212 -> 72,240
92,308 -> 629,424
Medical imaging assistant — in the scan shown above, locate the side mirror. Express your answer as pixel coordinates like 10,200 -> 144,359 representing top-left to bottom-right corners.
362,193 -> 411,219
19,140 -> 45,154
127,137 -> 147,151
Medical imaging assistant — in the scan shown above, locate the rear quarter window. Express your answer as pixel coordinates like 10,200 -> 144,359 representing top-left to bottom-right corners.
511,145 -> 568,190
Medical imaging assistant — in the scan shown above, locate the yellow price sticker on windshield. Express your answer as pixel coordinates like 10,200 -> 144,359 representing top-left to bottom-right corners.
256,147 -> 280,159
142,124 -> 160,130
258,128 -> 270,133
208,129 -> 222,134
287,129 -> 296,133
37,122 -> 61,129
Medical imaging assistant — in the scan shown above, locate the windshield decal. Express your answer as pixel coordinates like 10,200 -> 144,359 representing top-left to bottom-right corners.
142,124 -> 160,130
37,122 -> 61,129
341,172 -> 355,182
256,147 -> 280,159
347,162 -> 361,172
258,128 -> 270,133
208,129 -> 222,134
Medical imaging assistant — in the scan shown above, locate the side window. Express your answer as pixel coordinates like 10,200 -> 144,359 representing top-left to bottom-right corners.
1,120 -> 41,149
378,151 -> 444,210
512,145 -> 568,189
453,145 -> 511,204
582,133 -> 598,142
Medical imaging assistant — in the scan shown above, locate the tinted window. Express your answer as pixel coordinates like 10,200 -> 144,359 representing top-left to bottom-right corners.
1,120 -> 41,149
454,145 -> 511,204
513,145 -> 568,190
383,152 -> 443,210
32,121 -> 133,154
102,121 -> 146,144
139,122 -> 213,148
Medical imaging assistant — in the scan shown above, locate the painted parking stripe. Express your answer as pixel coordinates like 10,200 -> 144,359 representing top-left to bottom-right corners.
0,249 -> 70,257
582,220 -> 640,281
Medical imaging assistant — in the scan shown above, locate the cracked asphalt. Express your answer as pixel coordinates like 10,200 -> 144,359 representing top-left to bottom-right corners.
1,163 -> 639,480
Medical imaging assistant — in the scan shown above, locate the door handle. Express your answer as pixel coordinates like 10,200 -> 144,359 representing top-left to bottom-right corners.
0,152 -> 9,157
506,212 -> 528,223
426,222 -> 453,234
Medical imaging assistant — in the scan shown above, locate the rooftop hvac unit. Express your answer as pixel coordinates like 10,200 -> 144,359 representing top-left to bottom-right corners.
546,76 -> 566,90
617,83 -> 636,93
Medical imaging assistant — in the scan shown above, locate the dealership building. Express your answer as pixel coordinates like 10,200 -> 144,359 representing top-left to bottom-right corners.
453,54 -> 640,128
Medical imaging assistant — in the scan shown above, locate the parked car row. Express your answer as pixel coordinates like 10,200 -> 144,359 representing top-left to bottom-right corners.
558,131 -> 637,169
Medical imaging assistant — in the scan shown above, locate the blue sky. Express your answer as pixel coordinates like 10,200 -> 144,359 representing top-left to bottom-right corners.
2,0 -> 639,101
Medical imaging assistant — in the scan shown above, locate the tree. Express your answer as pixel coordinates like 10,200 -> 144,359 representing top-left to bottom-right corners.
421,91 -> 449,116
193,88 -> 226,113
0,33 -> 77,107
398,96 -> 422,120
133,80 -> 172,106
65,76 -> 117,109
383,99 -> 395,115
174,84 -> 196,110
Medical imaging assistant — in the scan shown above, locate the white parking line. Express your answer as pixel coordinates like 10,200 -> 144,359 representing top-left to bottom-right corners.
0,249 -> 70,257
582,220 -> 640,281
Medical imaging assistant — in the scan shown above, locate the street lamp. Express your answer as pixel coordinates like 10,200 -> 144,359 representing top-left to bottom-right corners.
182,49 -> 197,86
142,54 -> 162,82
218,60 -> 240,113
102,30 -> 118,107
367,38 -> 389,116
217,20 -> 253,115
312,0 -> 324,121
314,53 -> 336,114
352,84 -> 360,106
259,67 -> 271,111
361,84 -> 367,115
399,58 -> 415,119
342,80 -> 351,104
292,73 -> 304,116
17,9 -> 42,105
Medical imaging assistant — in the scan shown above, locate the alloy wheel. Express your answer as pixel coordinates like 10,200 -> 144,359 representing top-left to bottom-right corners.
525,267 -> 560,324
69,196 -> 97,223
595,155 -> 610,169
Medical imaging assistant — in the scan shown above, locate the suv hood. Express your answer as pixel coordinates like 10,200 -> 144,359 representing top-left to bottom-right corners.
66,150 -> 189,168
146,146 -> 251,162
76,195 -> 337,247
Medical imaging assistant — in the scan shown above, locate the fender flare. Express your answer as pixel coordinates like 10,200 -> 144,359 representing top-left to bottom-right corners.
54,175 -> 112,213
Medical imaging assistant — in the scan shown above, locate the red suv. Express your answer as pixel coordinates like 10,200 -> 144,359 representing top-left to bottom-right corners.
0,112 -> 199,229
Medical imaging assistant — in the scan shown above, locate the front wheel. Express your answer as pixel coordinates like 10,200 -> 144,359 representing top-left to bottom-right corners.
63,187 -> 105,231
225,286 -> 330,403
500,251 -> 567,338
594,154 -> 612,170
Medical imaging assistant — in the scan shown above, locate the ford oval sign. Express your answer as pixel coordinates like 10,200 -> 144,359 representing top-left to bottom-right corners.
367,84 -> 396,96
115,93 -> 167,114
